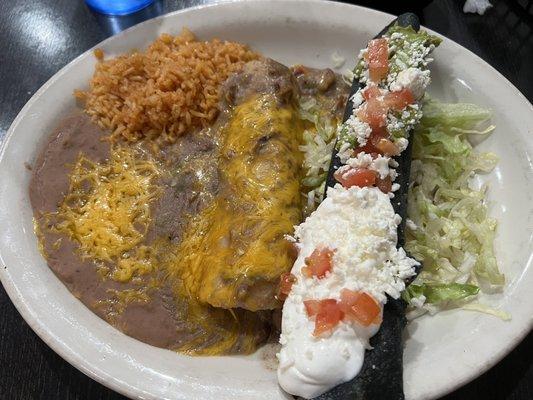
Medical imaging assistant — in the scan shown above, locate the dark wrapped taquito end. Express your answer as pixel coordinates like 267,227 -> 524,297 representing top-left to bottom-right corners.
314,13 -> 421,400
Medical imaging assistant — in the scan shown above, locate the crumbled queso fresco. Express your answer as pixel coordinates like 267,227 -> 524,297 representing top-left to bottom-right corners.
338,27 -> 438,190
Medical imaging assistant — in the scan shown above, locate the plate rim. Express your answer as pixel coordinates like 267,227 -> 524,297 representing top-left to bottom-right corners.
0,1 -> 532,399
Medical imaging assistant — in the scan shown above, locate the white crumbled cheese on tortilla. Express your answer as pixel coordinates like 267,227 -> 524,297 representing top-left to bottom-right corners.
392,107 -> 423,135
391,183 -> 400,192
390,67 -> 430,99
351,89 -> 364,109
277,185 -> 418,399
463,0 -> 492,15
331,51 -> 346,69
343,153 -> 397,181
390,32 -> 404,40
387,114 -> 405,133
395,137 -> 409,152
337,141 -> 354,163
343,115 -> 372,147
345,152 -> 374,169
359,68 -> 369,84
370,155 -> 393,180
386,43 -> 435,87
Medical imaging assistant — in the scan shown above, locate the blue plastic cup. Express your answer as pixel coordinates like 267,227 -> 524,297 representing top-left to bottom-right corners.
85,0 -> 155,16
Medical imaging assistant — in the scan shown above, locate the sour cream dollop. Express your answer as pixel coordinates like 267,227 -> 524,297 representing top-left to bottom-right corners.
277,185 -> 417,399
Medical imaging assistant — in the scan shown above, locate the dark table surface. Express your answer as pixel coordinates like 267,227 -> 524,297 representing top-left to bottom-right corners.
0,0 -> 531,399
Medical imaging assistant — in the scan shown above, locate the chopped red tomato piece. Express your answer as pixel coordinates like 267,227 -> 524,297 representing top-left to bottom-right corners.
334,167 -> 377,188
304,298 -> 336,317
357,97 -> 387,130
314,302 -> 344,336
375,138 -> 400,156
278,272 -> 297,300
339,288 -> 360,307
355,143 -> 378,156
301,248 -> 335,279
376,175 -> 392,194
365,38 -> 389,82
355,129 -> 386,155
339,289 -> 382,326
384,89 -> 415,110
362,85 -> 382,101
358,89 -> 414,136
370,125 -> 389,139
304,299 -> 344,336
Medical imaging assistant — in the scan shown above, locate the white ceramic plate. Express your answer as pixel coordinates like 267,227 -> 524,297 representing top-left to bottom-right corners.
1,1 -> 532,399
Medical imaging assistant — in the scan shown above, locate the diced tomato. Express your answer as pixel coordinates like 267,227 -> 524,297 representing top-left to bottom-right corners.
369,128 -> 389,148
339,288 -> 360,308
365,38 -> 389,83
355,131 -> 385,155
366,99 -> 388,129
334,167 -> 377,188
314,301 -> 344,336
357,90 -> 414,139
339,289 -> 381,326
357,98 -> 387,130
359,88 -> 415,132
355,138 -> 382,158
301,248 -> 335,279
362,85 -> 382,101
304,298 -> 336,317
376,175 -> 392,194
304,299 -> 344,336
375,138 -> 400,156
384,89 -> 415,110
278,272 -> 297,301
354,129 -> 389,156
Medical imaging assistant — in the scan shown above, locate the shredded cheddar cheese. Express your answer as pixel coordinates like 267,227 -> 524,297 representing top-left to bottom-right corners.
54,146 -> 160,281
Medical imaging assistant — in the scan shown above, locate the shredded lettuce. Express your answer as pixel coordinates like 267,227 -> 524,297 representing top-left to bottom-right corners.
404,283 -> 479,304
421,101 -> 492,129
462,303 -> 511,321
297,96 -> 338,214
404,99 -> 505,317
